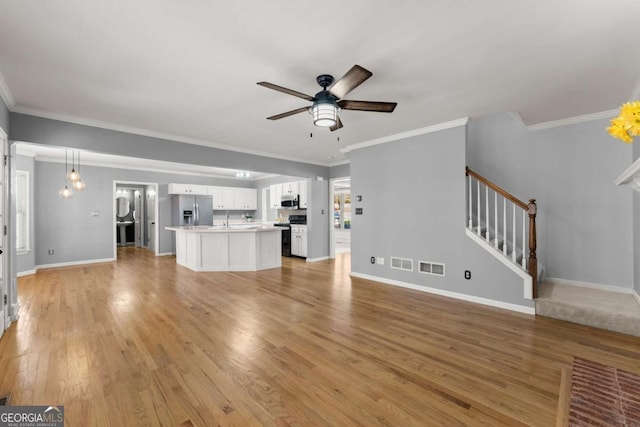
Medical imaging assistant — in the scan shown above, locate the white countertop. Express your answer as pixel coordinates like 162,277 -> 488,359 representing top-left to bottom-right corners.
165,225 -> 281,233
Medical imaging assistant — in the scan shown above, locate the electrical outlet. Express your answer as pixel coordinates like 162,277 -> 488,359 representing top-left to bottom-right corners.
376,257 -> 384,265
370,256 -> 375,264
465,270 -> 471,280
48,249 -> 54,255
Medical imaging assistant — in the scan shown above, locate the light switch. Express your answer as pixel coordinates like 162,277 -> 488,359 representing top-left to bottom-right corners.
91,210 -> 100,217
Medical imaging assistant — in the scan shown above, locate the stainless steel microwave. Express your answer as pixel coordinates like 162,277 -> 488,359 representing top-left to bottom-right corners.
281,194 -> 299,209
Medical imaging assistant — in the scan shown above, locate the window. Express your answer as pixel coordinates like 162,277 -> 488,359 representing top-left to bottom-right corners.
16,170 -> 29,253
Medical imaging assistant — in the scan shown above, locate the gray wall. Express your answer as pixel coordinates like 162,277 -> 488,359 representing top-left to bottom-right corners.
10,113 -> 329,179
33,160 -> 277,266
467,113 -> 634,289
15,155 -> 35,273
0,96 -> 9,135
350,125 -> 532,308
329,162 -> 350,178
308,179 -> 329,260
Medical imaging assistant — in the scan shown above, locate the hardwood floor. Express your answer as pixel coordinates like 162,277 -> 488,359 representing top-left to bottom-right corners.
1,248 -> 639,426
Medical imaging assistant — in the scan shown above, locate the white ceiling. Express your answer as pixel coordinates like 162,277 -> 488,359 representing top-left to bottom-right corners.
1,1 -> 639,166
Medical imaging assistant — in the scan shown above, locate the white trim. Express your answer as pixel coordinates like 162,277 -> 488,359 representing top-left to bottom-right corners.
465,228 -> 533,300
614,156 -> 640,191
10,303 -> 20,321
36,257 -> 115,270
546,277 -> 636,294
526,110 -> 617,131
507,112 -> 525,127
630,77 -> 640,102
13,106 -> 331,167
16,270 -> 36,277
0,71 -> 15,109
350,272 -> 535,315
157,252 -> 175,257
340,117 -> 469,154
328,159 -> 350,167
633,290 -> 640,307
306,256 -> 329,263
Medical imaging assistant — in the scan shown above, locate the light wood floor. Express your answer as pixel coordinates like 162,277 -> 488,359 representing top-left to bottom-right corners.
1,248 -> 639,426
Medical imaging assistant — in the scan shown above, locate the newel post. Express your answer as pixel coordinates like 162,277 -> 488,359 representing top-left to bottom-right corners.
527,199 -> 538,299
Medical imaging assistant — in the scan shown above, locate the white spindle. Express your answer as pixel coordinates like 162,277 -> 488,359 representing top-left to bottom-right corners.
477,181 -> 481,236
494,193 -> 498,248
512,204 -> 516,262
522,210 -> 526,269
468,176 -> 473,228
485,186 -> 489,242
502,198 -> 507,255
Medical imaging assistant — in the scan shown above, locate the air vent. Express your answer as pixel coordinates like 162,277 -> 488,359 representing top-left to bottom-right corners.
391,257 -> 413,272
419,261 -> 445,277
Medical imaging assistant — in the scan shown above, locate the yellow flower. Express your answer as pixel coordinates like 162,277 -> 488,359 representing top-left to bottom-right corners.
608,101 -> 640,143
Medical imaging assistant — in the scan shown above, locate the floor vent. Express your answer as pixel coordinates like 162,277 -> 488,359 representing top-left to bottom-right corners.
391,257 -> 413,272
419,261 -> 445,277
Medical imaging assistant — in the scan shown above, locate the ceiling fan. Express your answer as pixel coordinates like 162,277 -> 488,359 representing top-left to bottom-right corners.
257,65 -> 397,131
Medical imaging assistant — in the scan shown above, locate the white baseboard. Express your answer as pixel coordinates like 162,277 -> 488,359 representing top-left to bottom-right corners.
36,257 -> 115,271
350,272 -> 535,315
306,256 -> 330,263
465,228 -> 533,300
10,302 -> 20,321
157,252 -> 175,257
632,290 -> 640,307
546,277 -> 636,294
17,269 -> 36,277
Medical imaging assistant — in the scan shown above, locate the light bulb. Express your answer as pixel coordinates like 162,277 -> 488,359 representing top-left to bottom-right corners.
73,179 -> 86,191
60,185 -> 74,199
68,168 -> 80,182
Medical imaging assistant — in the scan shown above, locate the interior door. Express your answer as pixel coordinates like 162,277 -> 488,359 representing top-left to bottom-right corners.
146,186 -> 156,253
134,190 -> 142,247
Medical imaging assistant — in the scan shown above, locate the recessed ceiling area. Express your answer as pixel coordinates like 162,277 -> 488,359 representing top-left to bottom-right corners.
15,142 -> 275,181
1,1 -> 639,165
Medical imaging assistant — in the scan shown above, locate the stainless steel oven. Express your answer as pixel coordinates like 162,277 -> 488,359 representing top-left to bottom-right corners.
274,215 -> 306,257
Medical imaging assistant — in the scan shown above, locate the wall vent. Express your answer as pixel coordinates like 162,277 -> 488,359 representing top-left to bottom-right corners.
391,257 -> 413,272
419,261 -> 445,277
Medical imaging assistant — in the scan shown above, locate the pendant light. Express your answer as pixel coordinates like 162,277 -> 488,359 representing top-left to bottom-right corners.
67,150 -> 80,182
72,151 -> 86,191
60,150 -> 74,199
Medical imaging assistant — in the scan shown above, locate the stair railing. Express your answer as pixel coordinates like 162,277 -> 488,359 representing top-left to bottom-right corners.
465,167 -> 538,298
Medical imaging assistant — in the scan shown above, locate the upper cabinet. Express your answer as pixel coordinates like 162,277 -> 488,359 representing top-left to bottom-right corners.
235,188 -> 258,210
168,183 -> 208,195
269,180 -> 308,209
170,183 -> 257,210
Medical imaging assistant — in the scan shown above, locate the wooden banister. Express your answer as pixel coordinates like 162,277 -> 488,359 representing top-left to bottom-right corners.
466,167 -> 528,210
466,167 -> 538,299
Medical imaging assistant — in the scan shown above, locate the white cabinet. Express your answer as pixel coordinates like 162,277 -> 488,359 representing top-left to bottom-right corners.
208,186 -> 234,209
291,225 -> 307,257
282,181 -> 299,195
168,183 -> 208,195
269,184 -> 282,209
298,180 -> 308,208
235,188 -> 257,210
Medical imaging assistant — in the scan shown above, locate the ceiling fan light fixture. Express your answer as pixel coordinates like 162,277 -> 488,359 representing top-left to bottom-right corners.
312,102 -> 338,127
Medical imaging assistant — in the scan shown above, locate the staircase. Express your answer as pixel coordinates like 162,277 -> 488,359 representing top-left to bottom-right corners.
465,167 -> 540,300
466,167 -> 640,336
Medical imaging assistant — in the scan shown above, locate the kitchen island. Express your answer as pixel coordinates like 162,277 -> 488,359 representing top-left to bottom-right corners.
165,225 -> 282,272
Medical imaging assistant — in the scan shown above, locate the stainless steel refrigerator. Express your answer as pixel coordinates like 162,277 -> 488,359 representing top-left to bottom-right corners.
171,195 -> 214,226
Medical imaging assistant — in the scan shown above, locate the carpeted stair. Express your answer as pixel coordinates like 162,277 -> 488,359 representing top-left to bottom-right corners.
536,282 -> 640,337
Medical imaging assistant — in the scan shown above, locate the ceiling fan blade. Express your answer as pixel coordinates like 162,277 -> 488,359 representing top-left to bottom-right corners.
338,100 -> 397,113
257,82 -> 314,101
330,116 -> 343,132
329,65 -> 373,99
266,107 -> 309,120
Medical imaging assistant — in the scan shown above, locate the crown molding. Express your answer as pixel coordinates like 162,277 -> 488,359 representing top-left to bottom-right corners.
328,158 -> 350,167
340,117 -> 469,154
526,109 -> 618,131
614,156 -> 640,191
12,106 -> 332,167
0,71 -> 15,109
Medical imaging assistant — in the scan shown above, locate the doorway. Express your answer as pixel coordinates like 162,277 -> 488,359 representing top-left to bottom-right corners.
329,177 -> 351,258
0,128 -> 7,338
113,181 -> 159,259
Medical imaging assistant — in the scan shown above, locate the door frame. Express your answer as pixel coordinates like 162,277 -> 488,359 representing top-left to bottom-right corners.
0,127 -> 8,335
329,176 -> 350,259
112,180 -> 159,259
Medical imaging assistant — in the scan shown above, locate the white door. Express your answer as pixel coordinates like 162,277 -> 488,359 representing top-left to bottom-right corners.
0,132 -> 7,338
146,185 -> 156,253
134,190 -> 143,247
